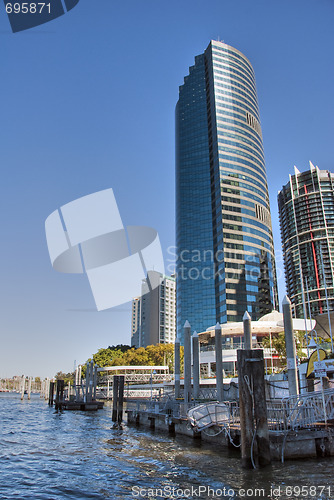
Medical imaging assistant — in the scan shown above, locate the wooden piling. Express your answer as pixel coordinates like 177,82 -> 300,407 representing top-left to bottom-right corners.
60,379 -> 64,401
237,349 -> 254,468
251,350 -> 271,467
46,378 -> 50,400
55,380 -> 64,410
48,381 -> 55,406
237,349 -> 271,468
112,375 -> 119,422
20,376 -> 25,400
118,376 -> 124,425
55,381 -> 60,409
112,375 -> 125,427
27,377 -> 32,400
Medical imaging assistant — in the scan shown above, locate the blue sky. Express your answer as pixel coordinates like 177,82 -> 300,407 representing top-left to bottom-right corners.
1,0 -> 333,378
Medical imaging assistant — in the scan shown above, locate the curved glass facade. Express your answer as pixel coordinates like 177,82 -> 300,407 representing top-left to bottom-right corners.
176,41 -> 278,342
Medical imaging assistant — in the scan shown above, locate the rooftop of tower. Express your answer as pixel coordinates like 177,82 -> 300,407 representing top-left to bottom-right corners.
278,161 -> 334,194
209,39 -> 254,67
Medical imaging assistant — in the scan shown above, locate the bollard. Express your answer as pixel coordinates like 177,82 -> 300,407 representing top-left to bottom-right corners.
282,296 -> 299,396
215,323 -> 223,402
74,367 -> 79,400
78,366 -> 82,399
93,365 -> 98,401
243,311 -> 252,349
192,331 -> 200,400
89,360 -> 94,402
85,362 -> 89,402
183,321 -> 192,404
174,336 -> 181,399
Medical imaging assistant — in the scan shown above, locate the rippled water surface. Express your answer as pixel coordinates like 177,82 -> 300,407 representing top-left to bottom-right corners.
0,393 -> 333,499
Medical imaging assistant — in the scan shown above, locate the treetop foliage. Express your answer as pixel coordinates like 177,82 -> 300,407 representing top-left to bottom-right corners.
262,330 -> 308,362
86,343 -> 183,373
55,371 -> 74,385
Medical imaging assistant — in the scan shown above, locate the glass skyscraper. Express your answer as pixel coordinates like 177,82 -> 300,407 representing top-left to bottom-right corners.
278,164 -> 334,318
176,40 -> 278,341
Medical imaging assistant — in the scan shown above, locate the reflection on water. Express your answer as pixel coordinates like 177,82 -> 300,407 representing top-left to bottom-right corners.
0,393 -> 333,499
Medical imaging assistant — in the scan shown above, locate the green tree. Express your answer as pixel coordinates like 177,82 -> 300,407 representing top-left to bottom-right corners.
55,371 -> 74,385
80,343 -> 184,373
116,347 -> 151,366
107,344 -> 131,353
262,330 -> 307,363
78,343 -> 184,377
92,347 -> 125,367
145,344 -> 176,372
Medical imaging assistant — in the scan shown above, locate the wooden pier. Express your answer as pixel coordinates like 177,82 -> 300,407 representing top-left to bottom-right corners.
48,362 -> 104,411
126,399 -> 334,462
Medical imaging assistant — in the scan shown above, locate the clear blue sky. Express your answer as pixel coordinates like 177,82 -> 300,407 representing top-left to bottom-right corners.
1,0 -> 333,378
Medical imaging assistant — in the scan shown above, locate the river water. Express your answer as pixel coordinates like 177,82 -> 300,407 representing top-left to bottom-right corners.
0,393 -> 333,500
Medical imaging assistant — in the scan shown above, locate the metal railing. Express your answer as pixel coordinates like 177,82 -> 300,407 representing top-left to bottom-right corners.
100,374 -> 172,383
282,388 -> 334,430
266,401 -> 288,431
198,387 -> 217,400
200,343 -> 276,353
126,388 -> 334,434
266,389 -> 334,431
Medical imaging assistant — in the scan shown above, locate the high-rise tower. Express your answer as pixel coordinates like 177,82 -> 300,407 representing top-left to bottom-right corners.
176,40 -> 278,341
278,163 -> 334,318
131,271 -> 176,348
